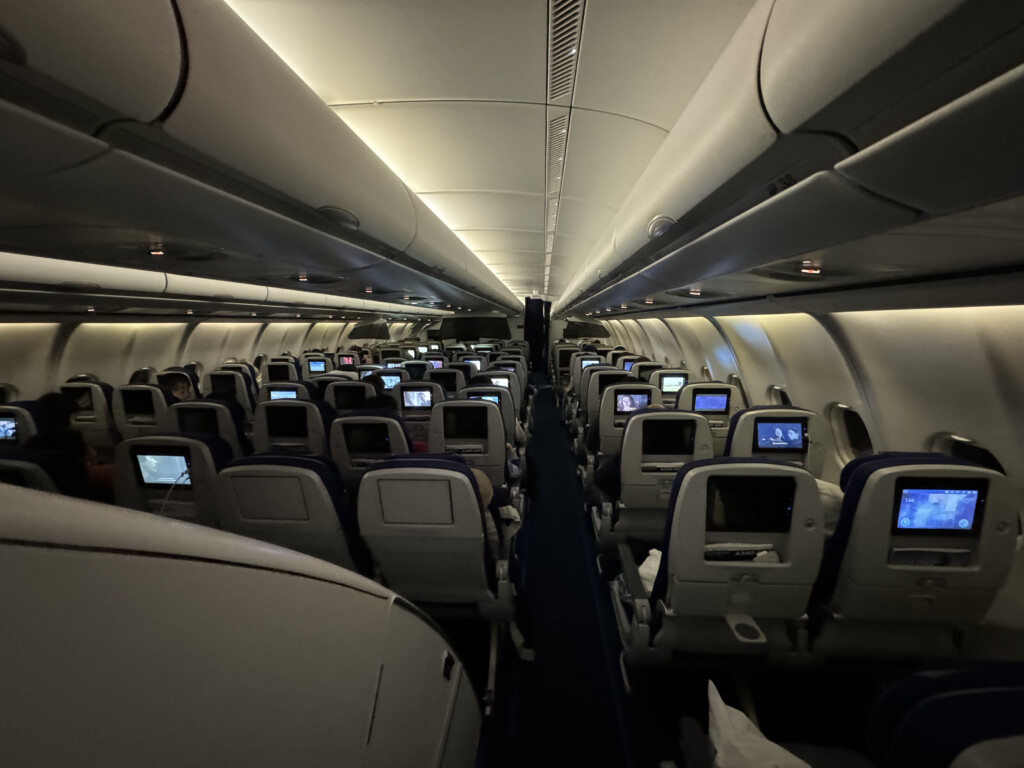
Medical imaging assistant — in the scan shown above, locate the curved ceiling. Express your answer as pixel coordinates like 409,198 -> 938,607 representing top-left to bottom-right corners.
223,0 -> 755,303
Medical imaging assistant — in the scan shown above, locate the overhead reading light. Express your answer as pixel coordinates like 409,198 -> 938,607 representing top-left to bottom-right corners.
403,295 -> 410,300
186,309 -> 193,316
149,247 -> 164,257
800,259 -> 822,275
644,297 -> 653,304
294,314 -> 301,318
250,312 -> 257,317
298,270 -> 308,282
647,216 -> 675,240
689,287 -> 702,297
365,286 -> 373,293
446,304 -> 452,308
86,305 -> 95,312
620,303 -> 627,309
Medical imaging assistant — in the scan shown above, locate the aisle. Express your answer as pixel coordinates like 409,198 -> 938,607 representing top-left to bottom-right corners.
483,376 -> 633,767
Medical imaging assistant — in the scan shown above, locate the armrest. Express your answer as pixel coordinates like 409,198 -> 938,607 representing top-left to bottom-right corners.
616,543 -> 652,624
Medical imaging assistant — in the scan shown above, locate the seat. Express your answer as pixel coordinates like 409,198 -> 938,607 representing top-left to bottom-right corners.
481,369 -> 523,418
376,368 -> 410,393
112,385 -> 175,439
568,354 -> 604,397
650,368 -> 690,396
811,453 -> 1016,658
114,433 -> 231,526
219,363 -> 258,402
401,360 -> 429,380
302,355 -> 333,379
580,370 -> 631,446
252,400 -> 334,455
459,386 -> 518,447
0,382 -> 20,404
216,454 -> 371,574
631,362 -> 664,382
380,356 -> 406,369
676,382 -> 744,455
167,401 -> 250,459
356,364 -> 383,380
394,381 -> 444,443
423,354 -> 448,370
426,368 -> 467,399
594,410 -> 714,544
157,369 -> 198,401
323,380 -> 376,414
358,454 -> 511,613
202,370 -> 254,421
616,355 -> 642,372
329,413 -> 413,493
595,383 -> 662,455
335,349 -> 360,368
60,381 -> 117,450
0,447 -> 89,496
428,400 -> 506,487
614,458 -> 824,662
460,355 -> 486,375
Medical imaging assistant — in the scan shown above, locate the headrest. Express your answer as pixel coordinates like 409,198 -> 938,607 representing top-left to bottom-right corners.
724,406 -> 817,455
143,432 -> 235,472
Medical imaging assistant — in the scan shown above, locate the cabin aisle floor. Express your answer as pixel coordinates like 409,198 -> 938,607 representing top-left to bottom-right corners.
481,375 -> 633,767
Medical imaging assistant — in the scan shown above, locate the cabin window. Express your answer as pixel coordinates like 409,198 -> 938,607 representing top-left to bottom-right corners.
828,404 -> 873,462
930,434 -> 1006,474
767,385 -> 792,406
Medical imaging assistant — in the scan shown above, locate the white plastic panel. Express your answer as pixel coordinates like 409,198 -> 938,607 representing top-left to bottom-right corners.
554,0 -> 777,313
573,0 -> 756,130
662,317 -> 735,382
419,191 -> 545,234
182,323 -> 263,375
165,274 -> 268,303
836,62 -> 1024,215
0,0 -> 183,122
760,0 -> 965,134
56,323 -> 189,389
0,252 -> 167,294
0,323 -> 60,399
166,0 -> 417,250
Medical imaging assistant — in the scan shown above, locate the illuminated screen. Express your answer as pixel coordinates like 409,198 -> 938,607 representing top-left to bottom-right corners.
429,360 -> 443,369
693,393 -> 729,413
895,487 -> 981,533
489,377 -> 509,388
581,359 -> 600,370
661,375 -> 687,394
136,453 -> 191,487
624,360 -> 635,371
381,375 -> 401,390
270,390 -> 297,400
403,390 -> 432,409
498,365 -> 516,373
417,346 -> 428,354
468,359 -> 482,371
470,394 -> 500,405
642,420 -> 696,455
339,355 -> 354,366
359,369 -> 373,379
0,417 -> 16,440
615,393 -> 650,413
309,360 -> 326,373
754,420 -> 806,451
386,362 -> 402,368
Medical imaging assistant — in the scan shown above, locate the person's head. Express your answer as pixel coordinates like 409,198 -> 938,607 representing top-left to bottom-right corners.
470,467 -> 493,509
363,373 -> 385,396
774,427 -> 783,438
35,392 -> 77,432
787,429 -> 799,441
169,379 -> 192,401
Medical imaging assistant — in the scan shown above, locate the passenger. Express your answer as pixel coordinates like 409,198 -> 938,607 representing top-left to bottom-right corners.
168,377 -> 193,402
469,467 -> 502,560
23,428 -> 114,503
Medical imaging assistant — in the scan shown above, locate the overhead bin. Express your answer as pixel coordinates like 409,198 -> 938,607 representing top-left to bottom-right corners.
0,252 -> 167,294
167,275 -> 269,303
573,172 -> 917,312
0,0 -> 183,125
0,102 -> 107,181
761,0 -> 1024,145
836,62 -> 1024,216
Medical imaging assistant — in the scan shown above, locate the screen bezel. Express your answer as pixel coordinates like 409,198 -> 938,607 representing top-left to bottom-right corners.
308,360 -> 327,373
331,386 -> 367,410
469,393 -> 501,406
692,389 -> 730,414
705,475 -> 796,534
751,417 -> 809,454
380,374 -> 401,390
641,419 -> 696,457
342,421 -> 391,454
890,477 -> 988,537
402,388 -> 433,410
131,446 -> 193,488
660,374 -> 688,394
269,389 -> 298,401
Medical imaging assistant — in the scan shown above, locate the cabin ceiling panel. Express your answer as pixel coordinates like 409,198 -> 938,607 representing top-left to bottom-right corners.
572,0 -> 756,130
453,230 -> 546,254
416,192 -> 545,233
333,102 -> 546,195
224,0 -> 548,105
558,110 -> 667,209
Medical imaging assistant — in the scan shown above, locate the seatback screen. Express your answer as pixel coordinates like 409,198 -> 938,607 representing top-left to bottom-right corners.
642,420 -> 695,456
893,481 -> 985,535
558,348 -> 575,367
381,374 -> 401,390
693,391 -> 729,413
136,453 -> 191,487
339,355 -> 355,366
489,377 -> 510,388
597,373 -> 628,395
267,364 -> 291,382
444,407 -> 488,440
359,369 -> 373,379
308,360 -> 326,373
386,362 -> 402,368
122,389 -> 156,416
270,389 -> 297,401
580,358 -> 600,370
615,392 -> 650,414
623,360 -> 635,371
332,386 -> 367,409
402,389 -> 432,409
61,386 -> 94,413
210,374 -> 237,400
753,419 -> 807,452
178,408 -> 219,435
342,422 -> 390,453
266,406 -> 308,438
705,476 -> 795,533
498,365 -> 516,374
660,374 -> 687,393
0,417 -> 16,440
433,371 -> 457,392
429,360 -> 443,369
467,359 -> 482,371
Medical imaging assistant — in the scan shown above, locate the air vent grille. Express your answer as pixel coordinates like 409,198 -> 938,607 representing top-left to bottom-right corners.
546,113 -> 569,195
548,0 -> 584,102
